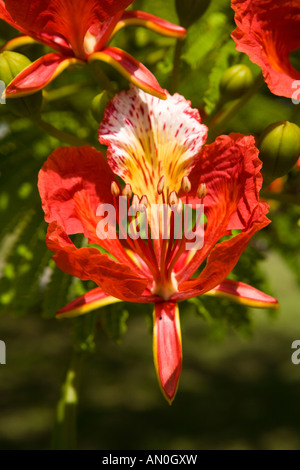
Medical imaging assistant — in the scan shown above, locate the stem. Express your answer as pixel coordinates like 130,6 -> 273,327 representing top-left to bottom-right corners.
52,313 -> 97,450
33,116 -> 89,147
171,40 -> 183,94
52,351 -> 83,450
207,74 -> 265,142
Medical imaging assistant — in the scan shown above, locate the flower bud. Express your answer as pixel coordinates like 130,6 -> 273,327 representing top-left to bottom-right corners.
219,65 -> 253,101
175,0 -> 211,28
0,51 -> 42,117
91,90 -> 112,123
258,121 -> 300,184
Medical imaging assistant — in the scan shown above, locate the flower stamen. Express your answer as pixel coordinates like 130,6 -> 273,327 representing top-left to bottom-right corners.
157,175 -> 166,204
197,183 -> 207,200
111,181 -> 120,197
181,176 -> 191,193
122,183 -> 132,198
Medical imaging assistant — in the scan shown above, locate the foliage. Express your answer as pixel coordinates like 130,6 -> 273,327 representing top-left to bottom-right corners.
0,0 -> 300,449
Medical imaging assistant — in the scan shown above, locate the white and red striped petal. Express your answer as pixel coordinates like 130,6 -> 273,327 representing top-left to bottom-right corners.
99,85 -> 207,203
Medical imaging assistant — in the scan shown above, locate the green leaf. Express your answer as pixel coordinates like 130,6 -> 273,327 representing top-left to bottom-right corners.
190,293 -> 251,333
204,40 -> 240,114
99,303 -> 129,344
42,264 -> 75,319
1,217 -> 52,315
267,203 -> 300,287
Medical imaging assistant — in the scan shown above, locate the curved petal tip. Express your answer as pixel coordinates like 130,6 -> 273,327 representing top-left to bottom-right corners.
153,302 -> 182,404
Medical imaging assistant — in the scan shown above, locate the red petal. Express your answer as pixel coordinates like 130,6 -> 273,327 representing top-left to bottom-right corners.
113,10 -> 186,39
89,14 -> 123,53
231,0 -> 300,98
46,221 -> 148,302
5,0 -> 52,33
57,287 -> 160,318
205,279 -> 279,309
57,285 -> 159,318
176,134 -> 269,284
153,302 -> 182,404
89,47 -> 167,100
177,206 -> 269,297
0,1 -> 70,52
56,287 -> 121,318
0,0 -> 21,29
38,145 -> 131,266
5,0 -> 134,57
5,53 -> 81,98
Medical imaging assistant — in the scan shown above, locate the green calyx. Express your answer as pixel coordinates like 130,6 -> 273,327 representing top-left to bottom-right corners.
91,90 -> 113,123
258,121 -> 300,185
219,65 -> 254,101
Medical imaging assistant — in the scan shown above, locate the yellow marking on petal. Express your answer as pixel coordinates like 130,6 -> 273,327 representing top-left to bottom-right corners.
204,289 -> 280,310
111,19 -> 187,41
184,249 -> 197,266
5,57 -> 82,99
0,36 -> 37,53
50,58 -> 82,80
125,249 -> 144,270
89,51 -> 167,100
56,295 -> 121,319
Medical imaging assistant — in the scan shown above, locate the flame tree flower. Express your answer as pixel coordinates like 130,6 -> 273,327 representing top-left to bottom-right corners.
38,86 -> 279,403
231,0 -> 300,98
0,0 -> 186,99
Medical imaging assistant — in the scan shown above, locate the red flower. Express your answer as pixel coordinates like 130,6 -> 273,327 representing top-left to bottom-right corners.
0,0 -> 185,99
231,0 -> 300,98
38,86 -> 278,403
